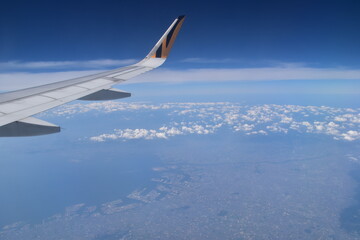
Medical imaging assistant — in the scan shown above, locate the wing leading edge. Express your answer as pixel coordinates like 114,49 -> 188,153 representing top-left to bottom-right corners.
0,15 -> 185,137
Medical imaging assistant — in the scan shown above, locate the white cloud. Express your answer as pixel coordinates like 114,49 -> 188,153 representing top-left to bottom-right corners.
0,59 -> 137,71
47,102 -> 166,116
266,124 -> 288,134
347,155 -> 359,162
341,130 -> 360,141
90,123 -> 217,142
0,59 -> 136,91
1,65 -> 360,91
132,67 -> 360,84
181,58 -> 236,64
43,101 -> 360,142
0,70 -> 102,91
234,123 -> 254,132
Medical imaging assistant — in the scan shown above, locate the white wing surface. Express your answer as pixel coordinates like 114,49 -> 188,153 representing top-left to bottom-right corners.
0,16 -> 185,137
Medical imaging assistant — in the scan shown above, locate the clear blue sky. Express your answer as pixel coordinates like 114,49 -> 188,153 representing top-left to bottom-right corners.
1,0 -> 359,67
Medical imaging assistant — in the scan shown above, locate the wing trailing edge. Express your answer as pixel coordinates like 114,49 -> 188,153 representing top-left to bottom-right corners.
0,117 -> 60,137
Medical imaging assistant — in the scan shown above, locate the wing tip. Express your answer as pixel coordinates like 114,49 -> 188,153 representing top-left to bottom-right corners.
146,15 -> 186,60
178,15 -> 186,20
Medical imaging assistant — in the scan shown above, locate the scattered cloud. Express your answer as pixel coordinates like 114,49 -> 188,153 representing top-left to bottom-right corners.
89,123 -> 219,142
347,154 -> 360,163
340,130 -> 360,141
44,102 -> 360,142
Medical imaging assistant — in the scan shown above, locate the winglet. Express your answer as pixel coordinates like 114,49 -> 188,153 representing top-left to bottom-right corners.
146,15 -> 186,59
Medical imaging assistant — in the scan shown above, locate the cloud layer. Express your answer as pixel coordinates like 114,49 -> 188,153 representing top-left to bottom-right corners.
1,62 -> 360,91
0,59 -> 136,71
45,102 -> 360,142
134,67 -> 360,83
0,59 -> 134,91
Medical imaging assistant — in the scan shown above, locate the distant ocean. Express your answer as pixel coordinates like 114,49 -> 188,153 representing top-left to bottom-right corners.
0,139 -> 163,227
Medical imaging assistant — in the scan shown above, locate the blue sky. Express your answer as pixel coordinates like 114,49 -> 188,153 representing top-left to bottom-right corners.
1,1 -> 360,235
1,0 -> 360,99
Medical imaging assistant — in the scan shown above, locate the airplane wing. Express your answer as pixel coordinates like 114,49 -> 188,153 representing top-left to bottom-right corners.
0,15 -> 185,137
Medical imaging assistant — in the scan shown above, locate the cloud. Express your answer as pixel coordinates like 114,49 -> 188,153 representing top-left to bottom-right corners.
181,58 -> 236,64
340,130 -> 360,141
44,101 -> 360,142
90,129 -> 167,142
1,64 -> 360,91
180,59 -> 309,68
0,59 -> 140,91
89,123 -> 219,142
132,67 -> 360,84
48,102 -> 166,116
0,59 -> 137,71
0,70 -> 102,91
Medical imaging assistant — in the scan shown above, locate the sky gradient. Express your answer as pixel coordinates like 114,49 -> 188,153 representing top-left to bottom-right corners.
1,2 -> 360,237
1,0 -> 360,100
